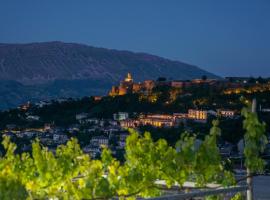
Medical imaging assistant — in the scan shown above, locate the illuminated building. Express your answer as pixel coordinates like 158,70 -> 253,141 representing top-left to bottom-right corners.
19,101 -> 31,111
90,136 -> 109,147
94,96 -> 102,101
139,114 -> 177,127
120,111 -> 210,128
132,83 -> 142,92
109,73 -> 134,96
173,113 -> 188,119
119,114 -> 176,128
171,81 -> 186,88
143,80 -> 155,90
109,73 -> 220,97
188,109 -> 207,121
120,119 -> 139,128
109,73 -> 160,96
217,110 -> 235,118
124,72 -> 133,82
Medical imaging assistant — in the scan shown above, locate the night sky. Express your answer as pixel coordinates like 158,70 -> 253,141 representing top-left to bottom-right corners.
0,0 -> 269,77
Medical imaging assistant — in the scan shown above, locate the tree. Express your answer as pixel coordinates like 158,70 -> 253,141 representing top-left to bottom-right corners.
0,111 -> 266,199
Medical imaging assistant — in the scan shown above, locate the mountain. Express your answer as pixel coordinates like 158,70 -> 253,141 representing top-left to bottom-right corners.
0,41 -> 219,110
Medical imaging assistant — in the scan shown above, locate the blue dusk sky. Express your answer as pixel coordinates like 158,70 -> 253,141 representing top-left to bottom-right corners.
0,0 -> 269,77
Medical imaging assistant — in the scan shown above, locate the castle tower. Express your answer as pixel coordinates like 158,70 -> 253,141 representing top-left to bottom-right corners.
124,72 -> 133,82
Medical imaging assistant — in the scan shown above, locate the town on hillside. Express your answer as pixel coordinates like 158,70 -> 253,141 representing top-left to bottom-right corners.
0,73 -> 270,170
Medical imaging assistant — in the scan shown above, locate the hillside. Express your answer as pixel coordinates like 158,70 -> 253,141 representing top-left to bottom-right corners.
0,41 -> 218,110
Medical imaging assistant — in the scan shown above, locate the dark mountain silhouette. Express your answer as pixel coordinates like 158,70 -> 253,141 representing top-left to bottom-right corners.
0,41 -> 218,110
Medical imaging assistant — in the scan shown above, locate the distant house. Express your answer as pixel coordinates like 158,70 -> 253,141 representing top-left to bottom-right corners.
26,115 -> 40,121
76,113 -> 88,121
67,124 -> 80,133
171,80 -> 185,88
44,123 -> 55,132
94,96 -> 103,101
173,113 -> 188,119
120,119 -> 139,128
108,120 -> 118,126
53,133 -> 68,144
113,112 -> 129,121
217,110 -> 236,118
104,127 -> 120,135
90,136 -> 109,147
35,100 -> 52,108
56,98 -> 69,103
22,131 -> 36,138
139,114 -> 176,127
19,102 -> 31,111
81,118 -> 99,125
188,109 -> 207,121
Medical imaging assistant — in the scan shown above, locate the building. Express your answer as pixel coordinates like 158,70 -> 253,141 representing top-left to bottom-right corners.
188,109 -> 208,121
90,136 -> 109,147
76,113 -> 88,121
120,116 -> 176,128
94,96 -> 103,101
124,72 -> 133,82
44,123 -> 54,132
173,113 -> 188,119
132,83 -> 142,93
120,119 -> 139,128
26,115 -> 40,121
109,73 -> 134,96
140,117 -> 174,127
143,80 -> 156,91
171,81 -> 186,88
35,100 -> 52,108
19,101 -> 31,111
113,112 -> 129,121
53,133 -> 68,144
217,110 -> 236,118
109,73 -> 159,96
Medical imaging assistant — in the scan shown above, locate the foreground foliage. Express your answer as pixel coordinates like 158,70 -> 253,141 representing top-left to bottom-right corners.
0,107 -> 267,199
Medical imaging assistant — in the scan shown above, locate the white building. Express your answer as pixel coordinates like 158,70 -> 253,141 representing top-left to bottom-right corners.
90,136 -> 109,147
26,115 -> 40,121
53,133 -> 68,144
113,112 -> 129,121
76,113 -> 88,121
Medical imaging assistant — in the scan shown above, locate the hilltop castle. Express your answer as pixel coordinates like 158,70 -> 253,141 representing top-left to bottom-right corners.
109,73 -> 155,96
109,73 -> 221,96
